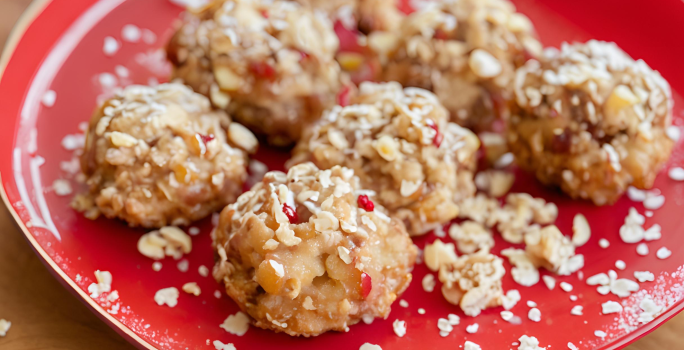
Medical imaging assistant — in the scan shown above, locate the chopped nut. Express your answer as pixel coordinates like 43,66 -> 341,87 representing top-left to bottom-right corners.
571,213 -> 590,246
228,123 -> 258,154
154,287 -> 179,307
182,282 -> 201,296
220,311 -> 250,336
423,239 -> 458,271
469,49 -> 502,78
109,131 -> 138,147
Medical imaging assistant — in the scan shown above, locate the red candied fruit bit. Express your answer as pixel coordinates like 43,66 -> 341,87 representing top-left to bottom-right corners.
357,194 -> 374,212
426,119 -> 443,148
249,61 -> 276,81
299,50 -> 310,62
282,204 -> 298,224
199,134 -> 215,144
338,85 -> 352,107
433,29 -> 449,40
260,9 -> 269,18
361,272 -> 372,298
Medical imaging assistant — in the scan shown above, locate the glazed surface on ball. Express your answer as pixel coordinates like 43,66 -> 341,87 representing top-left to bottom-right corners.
167,0 -> 346,145
291,82 -> 479,235
76,83 -> 250,227
508,40 -> 674,205
213,163 -> 417,336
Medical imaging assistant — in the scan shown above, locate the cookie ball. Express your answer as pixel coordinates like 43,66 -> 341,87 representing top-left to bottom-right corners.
167,0 -> 346,145
508,40 -> 674,205
291,82 -> 479,235
212,163 -> 417,336
77,83 -> 252,227
365,0 -> 542,132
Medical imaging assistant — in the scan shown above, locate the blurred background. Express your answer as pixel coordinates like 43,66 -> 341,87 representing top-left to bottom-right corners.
0,1 -> 680,349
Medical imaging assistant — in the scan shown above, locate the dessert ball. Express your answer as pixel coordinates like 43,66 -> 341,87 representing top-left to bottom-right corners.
77,83 -> 252,228
365,0 -> 542,132
508,40 -> 674,205
291,82 -> 480,236
167,0 -> 346,145
212,163 -> 417,336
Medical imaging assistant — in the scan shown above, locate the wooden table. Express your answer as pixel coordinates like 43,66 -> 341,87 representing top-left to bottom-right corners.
0,1 -> 681,349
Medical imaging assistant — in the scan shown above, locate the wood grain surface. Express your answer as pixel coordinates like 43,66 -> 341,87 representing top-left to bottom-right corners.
0,1 -> 681,349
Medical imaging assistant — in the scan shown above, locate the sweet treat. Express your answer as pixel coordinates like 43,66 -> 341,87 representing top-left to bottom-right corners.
76,83 -> 252,228
364,0 -> 542,131
167,0 -> 346,145
290,82 -> 479,235
508,40 -> 674,205
212,162 -> 417,336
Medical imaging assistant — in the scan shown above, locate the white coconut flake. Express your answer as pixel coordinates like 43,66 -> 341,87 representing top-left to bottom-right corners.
99,73 -> 118,88
465,323 -> 479,334
52,179 -> 72,196
602,300 -> 623,314
122,24 -> 142,42
656,247 -> 672,259
392,319 -> 407,337
637,243 -> 649,256
560,282 -> 573,292
464,341 -> 481,350
594,330 -> 607,339
627,186 -> 647,202
666,126 -> 681,141
644,224 -> 662,241
154,287 -> 179,307
399,299 -> 409,308
502,289 -> 521,310
527,300 -> 537,307
570,305 -> 583,316
500,311 -> 514,321
643,195 -> 665,210
668,167 -> 684,181
422,274 -> 436,292
634,271 -> 655,283
599,238 -> 610,248
103,36 -> 120,56
220,312 -> 250,336
615,260 -> 626,270
587,273 -> 610,286
528,308 -> 541,322
42,90 -> 57,107
542,275 -> 556,290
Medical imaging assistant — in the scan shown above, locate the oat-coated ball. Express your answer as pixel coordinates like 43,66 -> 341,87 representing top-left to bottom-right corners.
167,0 -> 346,145
508,40 -> 674,205
365,0 -> 542,132
212,163 -> 417,336
76,83 -> 253,228
291,82 -> 480,236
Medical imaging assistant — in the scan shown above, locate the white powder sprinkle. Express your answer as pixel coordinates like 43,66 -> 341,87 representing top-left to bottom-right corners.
615,260 -> 626,270
115,65 -> 129,78
152,262 -> 162,271
527,300 -> 537,307
189,227 -> 200,236
417,308 -> 426,315
599,238 -> 610,248
399,299 -> 409,308
52,179 -> 72,196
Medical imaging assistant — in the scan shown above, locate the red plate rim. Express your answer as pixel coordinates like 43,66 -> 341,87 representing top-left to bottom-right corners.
0,1 -> 682,349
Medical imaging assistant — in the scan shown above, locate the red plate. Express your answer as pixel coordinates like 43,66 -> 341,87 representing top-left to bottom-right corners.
2,0 -> 684,349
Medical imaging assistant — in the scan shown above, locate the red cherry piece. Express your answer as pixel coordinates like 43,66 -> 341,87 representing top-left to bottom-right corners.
427,120 -> 442,148
260,9 -> 269,18
249,61 -> 276,81
433,29 -> 449,40
199,134 -> 215,145
361,272 -> 372,298
338,85 -> 352,107
282,203 -> 298,224
357,195 -> 374,212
